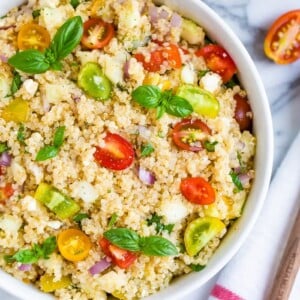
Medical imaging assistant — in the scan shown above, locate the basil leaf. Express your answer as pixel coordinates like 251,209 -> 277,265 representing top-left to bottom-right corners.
204,141 -> 218,152
139,236 -> 178,256
108,213 -> 118,228
0,143 -> 9,154
40,236 -> 57,259
53,126 -> 66,148
156,105 -> 166,119
32,9 -> 41,19
12,249 -> 39,264
230,170 -> 244,191
165,96 -> 193,117
70,0 -> 80,8
141,144 -> 154,157
73,213 -> 89,224
10,71 -> 22,96
35,145 -> 59,162
50,16 -> 83,61
104,228 -> 140,251
189,264 -> 206,272
132,85 -> 161,108
8,50 -> 49,74
17,124 -> 26,145
3,255 -> 15,263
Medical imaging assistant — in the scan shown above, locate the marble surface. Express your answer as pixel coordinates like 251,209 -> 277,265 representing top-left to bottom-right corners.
1,0 -> 300,299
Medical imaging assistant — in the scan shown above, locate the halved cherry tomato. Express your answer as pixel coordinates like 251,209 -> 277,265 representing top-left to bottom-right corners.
234,94 -> 252,131
99,237 -> 137,269
180,177 -> 215,205
57,229 -> 92,262
17,23 -> 50,51
172,119 -> 211,152
81,18 -> 114,49
94,133 -> 134,171
135,44 -> 182,72
264,10 -> 300,64
0,183 -> 14,203
195,44 -> 237,83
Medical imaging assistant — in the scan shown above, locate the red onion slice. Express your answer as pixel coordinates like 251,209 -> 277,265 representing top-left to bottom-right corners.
0,54 -> 8,63
170,13 -> 182,28
18,264 -> 32,271
159,9 -> 169,20
123,60 -> 130,79
238,173 -> 251,187
0,152 -> 12,167
149,6 -> 159,23
138,167 -> 156,185
89,257 -> 112,276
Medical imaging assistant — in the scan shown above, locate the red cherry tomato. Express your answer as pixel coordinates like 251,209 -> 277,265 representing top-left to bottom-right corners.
195,44 -> 237,83
172,119 -> 212,152
99,237 -> 137,269
234,94 -> 252,131
135,44 -> 182,72
81,18 -> 115,49
264,10 -> 300,64
94,133 -> 134,171
180,177 -> 215,205
0,183 -> 14,203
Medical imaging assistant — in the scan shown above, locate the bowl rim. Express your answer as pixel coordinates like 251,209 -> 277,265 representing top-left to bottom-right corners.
0,0 -> 273,299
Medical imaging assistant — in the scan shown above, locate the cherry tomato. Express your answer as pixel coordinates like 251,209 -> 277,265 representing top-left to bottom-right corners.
40,275 -> 71,292
264,10 -> 300,64
172,119 -> 211,152
135,44 -> 182,72
94,133 -> 134,171
57,229 -> 92,262
195,44 -> 237,83
180,177 -> 215,205
99,237 -> 137,269
17,23 -> 50,51
234,94 -> 252,131
0,183 -> 14,203
81,18 -> 114,49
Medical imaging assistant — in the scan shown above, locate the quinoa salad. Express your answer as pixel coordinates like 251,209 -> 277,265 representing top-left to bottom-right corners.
0,0 -> 256,299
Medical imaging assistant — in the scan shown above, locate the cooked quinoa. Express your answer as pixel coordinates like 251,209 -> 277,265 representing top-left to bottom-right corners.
0,0 -> 256,299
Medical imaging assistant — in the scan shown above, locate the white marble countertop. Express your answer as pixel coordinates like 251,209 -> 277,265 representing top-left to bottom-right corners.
1,0 -> 300,299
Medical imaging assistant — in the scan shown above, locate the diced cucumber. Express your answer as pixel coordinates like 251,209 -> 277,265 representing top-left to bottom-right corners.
181,18 -> 205,45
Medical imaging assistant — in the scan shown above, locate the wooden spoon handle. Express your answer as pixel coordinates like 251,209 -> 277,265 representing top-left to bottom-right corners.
268,208 -> 300,300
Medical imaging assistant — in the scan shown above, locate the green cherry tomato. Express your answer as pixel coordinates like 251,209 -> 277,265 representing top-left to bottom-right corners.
176,84 -> 220,118
78,62 -> 112,101
184,216 -> 225,256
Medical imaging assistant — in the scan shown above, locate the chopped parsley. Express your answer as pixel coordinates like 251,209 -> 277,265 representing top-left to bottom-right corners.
32,9 -> 41,19
230,170 -> 244,192
8,70 -> 22,97
198,70 -> 209,78
147,213 -> 174,234
189,264 -> 206,272
70,0 -> 80,9
108,213 -> 118,228
224,74 -> 239,89
17,124 -> 26,145
73,213 -> 89,225
204,140 -> 218,152
0,143 -> 9,154
141,143 -> 155,157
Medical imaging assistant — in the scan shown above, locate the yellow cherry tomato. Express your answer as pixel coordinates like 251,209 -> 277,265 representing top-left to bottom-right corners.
17,23 -> 50,51
57,229 -> 92,262
1,98 -> 30,123
40,274 -> 71,292
90,0 -> 105,16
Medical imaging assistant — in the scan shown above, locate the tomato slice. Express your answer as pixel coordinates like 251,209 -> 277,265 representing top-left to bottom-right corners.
57,229 -> 92,262
0,183 -> 14,203
81,18 -> 115,49
234,94 -> 252,131
195,44 -> 237,83
264,10 -> 300,64
180,177 -> 215,205
17,23 -> 50,51
135,43 -> 182,72
94,133 -> 134,171
99,237 -> 137,269
172,119 -> 211,152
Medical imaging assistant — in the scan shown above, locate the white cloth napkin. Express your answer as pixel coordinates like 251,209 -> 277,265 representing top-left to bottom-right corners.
208,131 -> 300,300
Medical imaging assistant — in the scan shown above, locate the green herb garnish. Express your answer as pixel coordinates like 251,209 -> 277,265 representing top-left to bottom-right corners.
224,74 -> 239,89
189,264 -> 206,272
17,124 -> 26,145
230,170 -> 244,192
132,85 -> 193,119
7,70 -> 22,97
36,126 -> 66,161
70,0 -> 80,9
8,17 -> 83,74
73,213 -> 89,224
204,140 -> 218,152
108,213 -> 118,228
4,236 -> 56,264
32,9 -> 41,19
198,70 -> 209,78
0,143 -> 9,154
104,228 -> 178,257
141,144 -> 155,157
147,213 -> 174,234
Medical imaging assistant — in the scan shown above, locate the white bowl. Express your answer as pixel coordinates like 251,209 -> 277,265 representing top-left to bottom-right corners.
0,0 -> 273,299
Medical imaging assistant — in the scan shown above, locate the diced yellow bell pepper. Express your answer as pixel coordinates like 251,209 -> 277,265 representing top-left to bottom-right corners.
143,73 -> 160,86
1,98 -> 29,123
112,290 -> 127,300
90,0 -> 106,16
40,275 -> 71,293
159,80 -> 172,91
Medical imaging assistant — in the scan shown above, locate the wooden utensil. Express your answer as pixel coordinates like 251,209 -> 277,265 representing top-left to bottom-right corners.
268,207 -> 300,300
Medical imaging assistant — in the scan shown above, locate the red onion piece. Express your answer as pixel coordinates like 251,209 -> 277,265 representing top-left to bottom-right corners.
89,257 -> 112,276
170,13 -> 182,27
72,94 -> 81,103
123,60 -> 130,79
138,167 -> 156,185
238,173 -> 251,187
149,6 -> 159,23
18,264 -> 32,271
159,9 -> 169,20
0,25 -> 15,30
0,54 -> 8,63
0,152 -> 12,167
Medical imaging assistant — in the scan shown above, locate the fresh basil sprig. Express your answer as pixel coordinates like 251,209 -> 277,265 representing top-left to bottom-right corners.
4,236 -> 57,264
132,85 -> 193,119
8,16 -> 83,74
36,126 -> 66,161
104,227 -> 178,256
